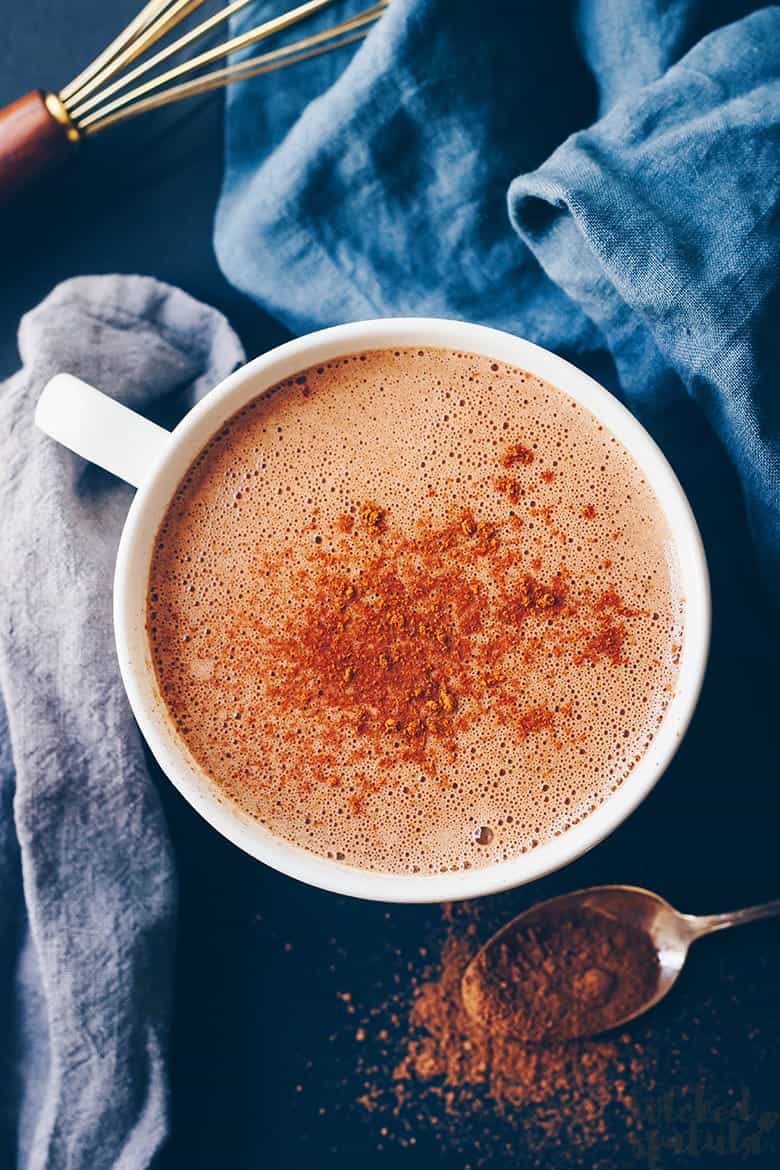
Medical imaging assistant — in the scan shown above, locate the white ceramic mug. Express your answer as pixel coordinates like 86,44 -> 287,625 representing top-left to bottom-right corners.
35,319 -> 710,903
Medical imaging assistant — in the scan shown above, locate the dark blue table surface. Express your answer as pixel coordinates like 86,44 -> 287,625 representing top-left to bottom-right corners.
2,6 -> 779,1170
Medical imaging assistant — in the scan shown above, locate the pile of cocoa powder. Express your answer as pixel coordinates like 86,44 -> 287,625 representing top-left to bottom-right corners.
461,903 -> 660,1043
349,913 -> 655,1167
325,901 -> 780,1169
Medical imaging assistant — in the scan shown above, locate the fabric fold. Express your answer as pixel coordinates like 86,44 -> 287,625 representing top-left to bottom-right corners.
0,276 -> 244,1170
215,0 -> 779,611
508,5 -> 780,592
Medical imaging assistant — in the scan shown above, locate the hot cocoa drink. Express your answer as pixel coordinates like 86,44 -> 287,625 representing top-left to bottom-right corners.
148,348 -> 683,874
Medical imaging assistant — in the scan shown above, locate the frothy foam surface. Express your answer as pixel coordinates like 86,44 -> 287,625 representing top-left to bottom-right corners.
148,348 -> 683,875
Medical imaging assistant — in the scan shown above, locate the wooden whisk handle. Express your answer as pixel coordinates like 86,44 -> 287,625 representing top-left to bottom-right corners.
0,91 -> 79,208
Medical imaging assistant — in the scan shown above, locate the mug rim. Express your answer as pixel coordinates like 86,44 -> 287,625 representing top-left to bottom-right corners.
114,318 -> 710,903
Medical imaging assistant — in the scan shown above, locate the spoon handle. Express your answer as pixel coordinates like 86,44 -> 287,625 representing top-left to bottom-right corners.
687,897 -> 780,939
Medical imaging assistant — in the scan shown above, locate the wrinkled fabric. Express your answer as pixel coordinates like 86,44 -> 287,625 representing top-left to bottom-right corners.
215,0 -> 780,610
0,276 -> 244,1170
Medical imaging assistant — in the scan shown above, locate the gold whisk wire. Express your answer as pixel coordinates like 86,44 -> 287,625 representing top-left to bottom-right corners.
0,0 -> 390,206
65,0 -> 339,116
59,0 -> 198,104
80,4 -> 387,135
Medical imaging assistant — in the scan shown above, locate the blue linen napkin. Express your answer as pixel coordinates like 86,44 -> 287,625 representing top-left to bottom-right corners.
0,276 -> 244,1170
215,0 -> 780,612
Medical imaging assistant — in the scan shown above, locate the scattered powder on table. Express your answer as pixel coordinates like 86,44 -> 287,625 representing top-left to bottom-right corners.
344,908 -> 658,1168
331,903 -> 779,1169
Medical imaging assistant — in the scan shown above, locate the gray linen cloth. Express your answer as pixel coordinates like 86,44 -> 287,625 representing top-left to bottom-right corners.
0,276 -> 244,1170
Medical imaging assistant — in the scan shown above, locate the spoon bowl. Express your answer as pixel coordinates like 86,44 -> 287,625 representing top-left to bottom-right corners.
462,885 -> 780,1041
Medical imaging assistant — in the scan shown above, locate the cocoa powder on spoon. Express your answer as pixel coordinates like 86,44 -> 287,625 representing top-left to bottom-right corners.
461,905 -> 660,1043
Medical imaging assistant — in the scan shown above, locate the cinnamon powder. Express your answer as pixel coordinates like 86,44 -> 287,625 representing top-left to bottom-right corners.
261,453 -> 649,795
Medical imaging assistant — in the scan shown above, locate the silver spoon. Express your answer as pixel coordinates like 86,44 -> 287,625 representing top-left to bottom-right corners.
461,884 -> 780,1041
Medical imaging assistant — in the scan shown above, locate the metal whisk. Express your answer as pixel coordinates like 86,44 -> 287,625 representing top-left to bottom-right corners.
0,0 -> 389,206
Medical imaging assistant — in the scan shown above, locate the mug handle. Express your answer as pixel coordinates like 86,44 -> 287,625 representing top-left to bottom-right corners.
35,373 -> 171,489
